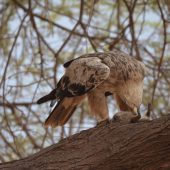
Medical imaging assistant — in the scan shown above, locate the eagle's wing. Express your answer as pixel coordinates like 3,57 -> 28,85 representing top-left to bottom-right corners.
37,56 -> 110,127
61,57 -> 110,96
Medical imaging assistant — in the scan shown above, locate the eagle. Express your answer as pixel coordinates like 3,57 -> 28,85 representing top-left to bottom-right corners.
37,49 -> 146,127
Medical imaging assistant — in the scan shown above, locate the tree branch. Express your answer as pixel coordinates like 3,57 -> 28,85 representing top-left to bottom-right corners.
1,116 -> 170,170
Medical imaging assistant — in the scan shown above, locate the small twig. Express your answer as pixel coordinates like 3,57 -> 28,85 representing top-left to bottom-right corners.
151,0 -> 167,106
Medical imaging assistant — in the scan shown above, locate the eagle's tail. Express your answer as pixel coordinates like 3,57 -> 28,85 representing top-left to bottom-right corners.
37,89 -> 57,104
44,97 -> 81,127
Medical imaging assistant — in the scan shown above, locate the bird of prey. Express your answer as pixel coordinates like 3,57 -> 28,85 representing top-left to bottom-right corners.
37,49 -> 146,127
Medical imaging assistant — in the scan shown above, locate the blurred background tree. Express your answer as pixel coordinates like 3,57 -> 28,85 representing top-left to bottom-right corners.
0,0 -> 169,162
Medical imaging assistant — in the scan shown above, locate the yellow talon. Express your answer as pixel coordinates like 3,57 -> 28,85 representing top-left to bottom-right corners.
133,107 -> 138,114
131,107 -> 141,122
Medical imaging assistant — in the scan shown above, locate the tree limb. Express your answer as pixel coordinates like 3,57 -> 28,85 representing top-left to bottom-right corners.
0,115 -> 170,170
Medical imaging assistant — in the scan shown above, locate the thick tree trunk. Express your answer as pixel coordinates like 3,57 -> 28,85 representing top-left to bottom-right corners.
0,116 -> 170,170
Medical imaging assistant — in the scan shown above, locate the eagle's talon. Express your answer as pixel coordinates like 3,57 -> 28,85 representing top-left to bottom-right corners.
130,114 -> 141,123
106,118 -> 112,124
113,114 -> 121,121
97,118 -> 110,124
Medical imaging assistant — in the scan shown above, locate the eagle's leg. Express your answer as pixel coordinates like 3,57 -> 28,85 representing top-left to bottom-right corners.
87,88 -> 109,123
130,107 -> 141,123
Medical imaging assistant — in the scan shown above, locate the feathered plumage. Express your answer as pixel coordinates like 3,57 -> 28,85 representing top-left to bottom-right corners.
37,49 -> 146,127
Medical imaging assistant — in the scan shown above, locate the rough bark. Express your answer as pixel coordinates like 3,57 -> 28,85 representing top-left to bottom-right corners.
0,116 -> 170,170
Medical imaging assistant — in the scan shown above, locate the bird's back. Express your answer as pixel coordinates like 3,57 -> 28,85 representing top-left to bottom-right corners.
78,49 -> 146,82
